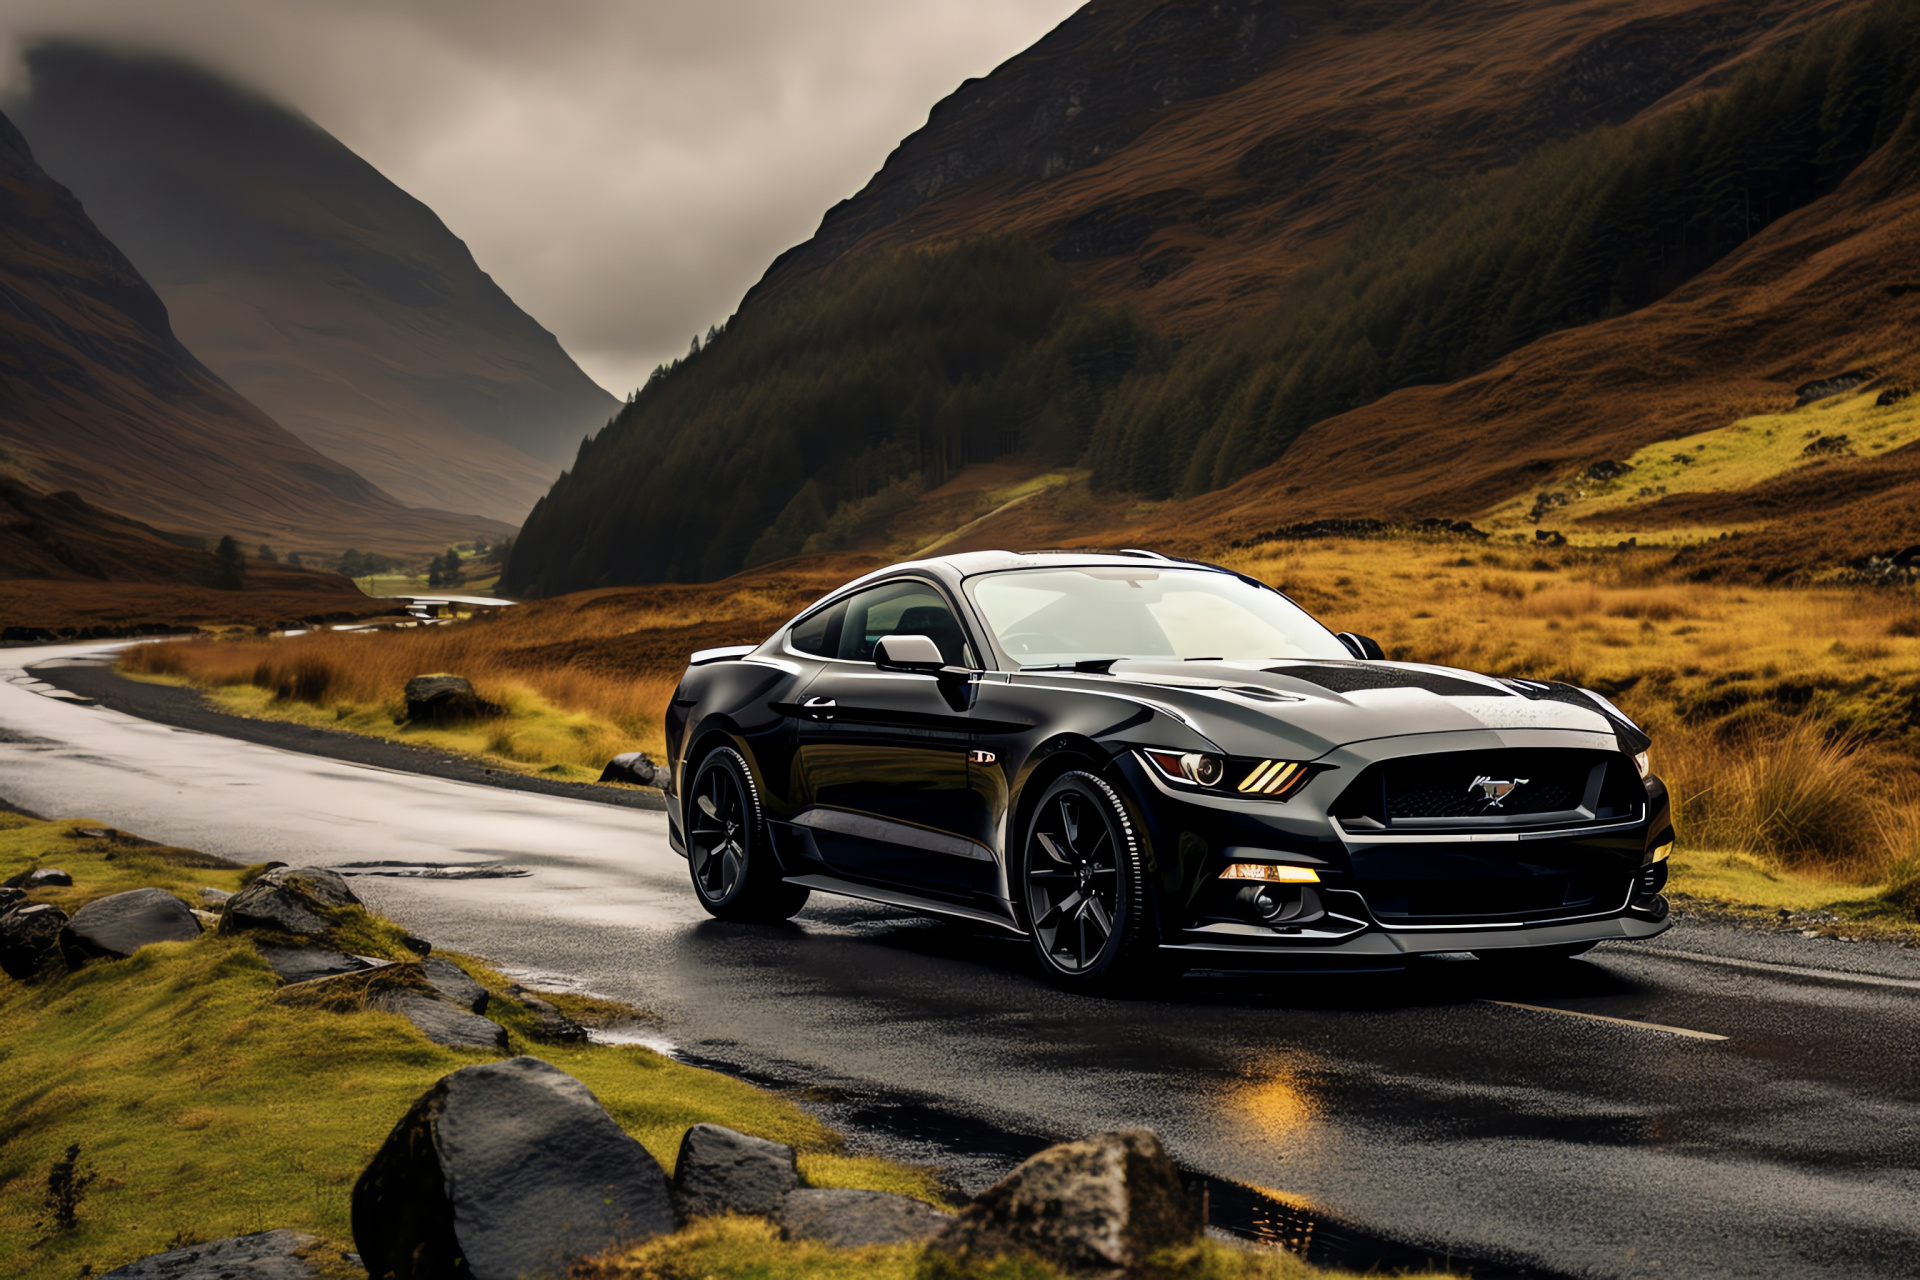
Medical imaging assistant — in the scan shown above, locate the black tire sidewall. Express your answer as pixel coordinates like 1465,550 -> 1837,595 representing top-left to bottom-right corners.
687,746 -> 769,914
1021,770 -> 1149,986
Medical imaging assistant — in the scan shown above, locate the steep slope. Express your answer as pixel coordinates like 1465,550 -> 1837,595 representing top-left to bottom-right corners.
12,44 -> 620,525
753,0 -> 1851,334
0,107 -> 507,553
506,0 -> 1911,594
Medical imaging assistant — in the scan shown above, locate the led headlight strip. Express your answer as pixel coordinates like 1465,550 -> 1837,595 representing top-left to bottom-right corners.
1237,759 -> 1311,799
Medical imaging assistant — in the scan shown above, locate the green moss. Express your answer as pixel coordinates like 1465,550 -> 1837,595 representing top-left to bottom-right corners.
0,815 -> 958,1278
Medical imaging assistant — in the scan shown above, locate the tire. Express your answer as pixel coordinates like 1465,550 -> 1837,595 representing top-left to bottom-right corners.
684,746 -> 809,922
1020,771 -> 1156,990
1473,941 -> 1597,964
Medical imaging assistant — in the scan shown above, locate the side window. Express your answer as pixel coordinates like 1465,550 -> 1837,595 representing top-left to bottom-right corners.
834,581 -> 974,666
788,600 -> 847,657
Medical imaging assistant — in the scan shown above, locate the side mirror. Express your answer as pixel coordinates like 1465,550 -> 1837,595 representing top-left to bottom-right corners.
875,634 -> 946,672
1337,632 -> 1385,661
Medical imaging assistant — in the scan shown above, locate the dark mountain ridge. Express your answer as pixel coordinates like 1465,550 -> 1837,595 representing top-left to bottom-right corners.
11,44 -> 620,523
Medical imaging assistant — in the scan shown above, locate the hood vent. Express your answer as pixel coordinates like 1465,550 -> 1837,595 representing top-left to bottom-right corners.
1267,664 -> 1508,698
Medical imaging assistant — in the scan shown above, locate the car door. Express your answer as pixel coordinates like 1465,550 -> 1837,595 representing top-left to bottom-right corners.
788,578 -> 987,897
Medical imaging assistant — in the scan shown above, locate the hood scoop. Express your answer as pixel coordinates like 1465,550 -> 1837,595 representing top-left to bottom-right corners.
1266,664 -> 1510,698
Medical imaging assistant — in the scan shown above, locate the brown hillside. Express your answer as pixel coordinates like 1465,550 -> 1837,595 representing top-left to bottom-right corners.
15,45 -> 621,526
0,477 -> 384,631
0,107 -> 510,555
755,0 -> 1852,334
1080,121 -> 1920,578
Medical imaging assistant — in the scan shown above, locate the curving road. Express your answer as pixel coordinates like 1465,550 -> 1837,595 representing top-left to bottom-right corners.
3,642 -> 1918,1279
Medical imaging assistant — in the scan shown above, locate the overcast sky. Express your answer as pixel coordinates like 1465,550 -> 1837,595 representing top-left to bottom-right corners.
0,0 -> 1081,397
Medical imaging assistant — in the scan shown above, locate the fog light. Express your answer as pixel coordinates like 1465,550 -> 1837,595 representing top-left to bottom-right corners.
1221,863 -> 1319,883
1636,861 -> 1669,897
1651,841 -> 1673,862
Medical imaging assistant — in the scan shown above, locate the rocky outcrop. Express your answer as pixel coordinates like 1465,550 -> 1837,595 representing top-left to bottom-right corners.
508,984 -> 585,1043
99,1228 -> 323,1279
0,901 -> 69,978
352,1057 -> 677,1279
220,867 -> 361,939
379,990 -> 507,1051
3,866 -> 72,889
403,675 -> 501,725
598,752 -> 666,787
674,1124 -> 800,1218
781,1188 -> 953,1248
257,946 -> 372,985
60,887 -> 200,961
926,1130 -> 1200,1273
422,956 -> 488,1013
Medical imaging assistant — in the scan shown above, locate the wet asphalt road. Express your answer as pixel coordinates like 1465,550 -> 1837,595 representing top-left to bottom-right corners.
3,642 -> 1918,1279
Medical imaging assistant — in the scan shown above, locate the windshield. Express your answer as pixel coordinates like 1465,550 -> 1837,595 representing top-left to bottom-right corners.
965,566 -> 1351,666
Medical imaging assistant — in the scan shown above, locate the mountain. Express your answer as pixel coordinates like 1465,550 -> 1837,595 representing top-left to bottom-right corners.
11,43 -> 621,525
0,106 -> 508,553
505,0 -> 1913,596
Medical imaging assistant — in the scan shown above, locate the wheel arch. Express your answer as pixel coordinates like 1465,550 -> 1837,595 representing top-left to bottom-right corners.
1006,735 -> 1165,932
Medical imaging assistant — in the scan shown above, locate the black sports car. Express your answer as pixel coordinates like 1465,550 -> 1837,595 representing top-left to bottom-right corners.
663,550 -> 1672,987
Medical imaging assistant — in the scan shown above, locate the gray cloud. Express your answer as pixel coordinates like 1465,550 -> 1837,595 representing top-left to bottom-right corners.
0,0 -> 1081,396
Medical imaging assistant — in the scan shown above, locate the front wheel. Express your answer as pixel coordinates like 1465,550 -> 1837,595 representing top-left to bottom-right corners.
1021,771 -> 1156,990
685,747 -> 809,922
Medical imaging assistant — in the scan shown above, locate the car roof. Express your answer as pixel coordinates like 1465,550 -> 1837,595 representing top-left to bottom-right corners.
837,549 -> 1233,593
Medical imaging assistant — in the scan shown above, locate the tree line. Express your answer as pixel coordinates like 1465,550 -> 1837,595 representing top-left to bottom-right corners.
503,0 -> 1920,595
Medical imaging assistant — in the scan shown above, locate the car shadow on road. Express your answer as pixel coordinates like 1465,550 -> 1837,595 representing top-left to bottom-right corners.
682,911 -> 1654,1014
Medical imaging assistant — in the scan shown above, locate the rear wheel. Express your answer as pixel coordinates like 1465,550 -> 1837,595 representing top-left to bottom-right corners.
1021,771 -> 1155,990
686,747 -> 809,922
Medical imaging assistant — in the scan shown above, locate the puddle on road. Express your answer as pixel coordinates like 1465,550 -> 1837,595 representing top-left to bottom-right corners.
669,1048 -> 1565,1279
334,861 -> 531,880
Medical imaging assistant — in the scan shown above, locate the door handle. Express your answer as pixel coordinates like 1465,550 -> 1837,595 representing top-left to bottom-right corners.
802,696 -> 836,720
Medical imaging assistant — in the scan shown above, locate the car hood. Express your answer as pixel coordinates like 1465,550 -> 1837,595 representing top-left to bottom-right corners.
1078,659 -> 1633,758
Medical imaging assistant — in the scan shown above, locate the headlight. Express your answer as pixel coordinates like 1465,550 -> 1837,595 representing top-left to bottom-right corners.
1633,750 -> 1651,779
1143,749 -> 1225,786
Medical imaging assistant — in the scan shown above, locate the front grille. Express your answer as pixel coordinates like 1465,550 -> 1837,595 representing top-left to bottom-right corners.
1331,749 -> 1641,830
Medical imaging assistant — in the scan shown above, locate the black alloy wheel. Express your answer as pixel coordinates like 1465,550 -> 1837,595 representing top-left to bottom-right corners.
1022,771 -> 1151,988
686,747 -> 809,922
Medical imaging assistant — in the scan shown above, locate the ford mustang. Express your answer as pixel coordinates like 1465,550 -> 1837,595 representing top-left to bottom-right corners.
662,550 -> 1673,988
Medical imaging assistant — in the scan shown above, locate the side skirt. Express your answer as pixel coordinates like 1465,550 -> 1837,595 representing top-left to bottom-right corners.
781,872 -> 1025,936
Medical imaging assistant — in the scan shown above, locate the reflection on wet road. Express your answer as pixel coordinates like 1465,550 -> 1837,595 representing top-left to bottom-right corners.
4,643 -> 1918,1279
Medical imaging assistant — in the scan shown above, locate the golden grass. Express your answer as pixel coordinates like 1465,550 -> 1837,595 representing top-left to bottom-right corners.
1221,537 -> 1920,891
120,536 -> 1920,905
1478,386 -> 1920,545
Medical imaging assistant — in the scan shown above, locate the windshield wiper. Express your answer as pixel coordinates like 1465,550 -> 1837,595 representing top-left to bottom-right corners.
1020,657 -> 1125,674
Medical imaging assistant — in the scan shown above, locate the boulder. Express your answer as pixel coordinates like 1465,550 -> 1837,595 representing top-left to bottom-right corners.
198,887 -> 234,906
598,751 -> 665,787
926,1130 -> 1200,1274
258,946 -> 374,985
352,1057 -> 678,1279
0,902 -> 68,979
3,866 -> 73,889
99,1228 -> 322,1279
422,956 -> 488,1013
404,674 -> 502,725
61,888 -> 201,962
674,1124 -> 800,1218
508,984 -> 586,1043
220,867 -> 361,939
379,990 -> 507,1051
0,886 -> 24,913
781,1188 -> 953,1248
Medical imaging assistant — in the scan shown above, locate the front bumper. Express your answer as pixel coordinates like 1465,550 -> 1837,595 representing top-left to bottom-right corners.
1112,735 -> 1674,964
